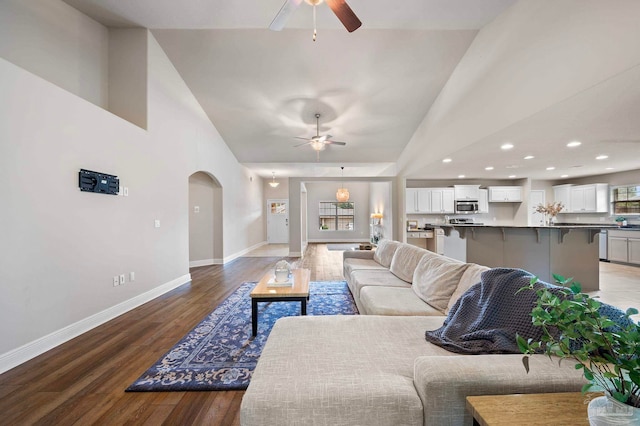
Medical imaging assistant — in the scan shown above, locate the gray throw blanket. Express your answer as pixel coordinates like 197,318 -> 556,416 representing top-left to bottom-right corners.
424,268 -> 560,354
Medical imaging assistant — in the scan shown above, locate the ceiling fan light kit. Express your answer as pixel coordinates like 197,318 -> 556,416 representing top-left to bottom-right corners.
295,113 -> 346,160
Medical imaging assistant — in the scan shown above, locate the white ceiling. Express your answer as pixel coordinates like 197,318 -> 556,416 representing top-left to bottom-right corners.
62,0 -> 640,180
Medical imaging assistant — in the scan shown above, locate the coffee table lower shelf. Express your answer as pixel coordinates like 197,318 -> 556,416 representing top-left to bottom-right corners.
251,296 -> 307,337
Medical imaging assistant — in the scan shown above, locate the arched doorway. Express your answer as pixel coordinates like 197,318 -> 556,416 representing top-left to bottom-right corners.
188,171 -> 223,266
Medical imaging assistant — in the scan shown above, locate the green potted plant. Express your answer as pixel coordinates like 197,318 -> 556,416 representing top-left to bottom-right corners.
616,217 -> 628,227
516,275 -> 640,424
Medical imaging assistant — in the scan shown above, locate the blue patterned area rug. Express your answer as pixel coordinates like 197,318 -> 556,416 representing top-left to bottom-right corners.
126,281 -> 357,392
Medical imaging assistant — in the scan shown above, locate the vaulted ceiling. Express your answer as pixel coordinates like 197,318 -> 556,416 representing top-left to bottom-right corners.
63,0 -> 640,180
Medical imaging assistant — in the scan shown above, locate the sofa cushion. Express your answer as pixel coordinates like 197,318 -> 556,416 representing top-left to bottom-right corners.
343,257 -> 387,278
446,263 -> 491,314
389,245 -> 433,283
373,239 -> 401,268
412,255 -> 469,312
348,269 -> 411,300
360,286 -> 445,316
241,315 -> 451,426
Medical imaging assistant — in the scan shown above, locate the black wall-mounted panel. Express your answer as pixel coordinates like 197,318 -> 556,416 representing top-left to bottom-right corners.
79,169 -> 119,195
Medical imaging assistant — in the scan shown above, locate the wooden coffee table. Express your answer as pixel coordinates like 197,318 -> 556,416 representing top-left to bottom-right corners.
250,268 -> 311,337
466,392 -> 603,425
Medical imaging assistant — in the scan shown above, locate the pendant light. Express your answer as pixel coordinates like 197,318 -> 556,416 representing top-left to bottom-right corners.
269,172 -> 280,188
336,166 -> 350,202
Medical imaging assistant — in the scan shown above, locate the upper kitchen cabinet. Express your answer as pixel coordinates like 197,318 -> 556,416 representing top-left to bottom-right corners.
488,186 -> 523,202
553,183 -> 608,213
406,188 -> 430,213
478,189 -> 489,213
430,188 -> 455,214
553,184 -> 572,211
454,185 -> 480,200
406,188 -> 455,214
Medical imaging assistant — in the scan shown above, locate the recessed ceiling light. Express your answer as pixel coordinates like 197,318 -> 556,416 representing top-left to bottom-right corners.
458,175 -> 465,178
567,141 -> 582,147
501,143 -> 514,150
561,174 -> 569,178
505,165 -> 519,169
442,158 -> 452,163
596,155 -> 609,160
546,166 -> 556,171
605,167 -> 614,170
508,175 -> 517,178
485,166 -> 494,170
524,155 -> 534,160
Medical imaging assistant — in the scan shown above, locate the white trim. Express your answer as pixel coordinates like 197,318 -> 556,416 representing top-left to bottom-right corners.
189,258 -> 214,267
223,241 -> 267,264
0,273 -> 191,374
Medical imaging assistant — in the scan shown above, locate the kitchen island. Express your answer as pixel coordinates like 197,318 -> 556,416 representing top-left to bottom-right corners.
439,225 -> 608,291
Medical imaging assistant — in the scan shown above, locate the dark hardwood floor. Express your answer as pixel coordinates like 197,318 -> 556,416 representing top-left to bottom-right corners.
0,245 -> 635,425
0,245 -> 343,425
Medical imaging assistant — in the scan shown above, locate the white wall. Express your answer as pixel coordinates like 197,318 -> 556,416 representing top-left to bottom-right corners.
189,172 -> 215,266
0,0 -> 108,108
0,6 -> 263,370
305,182 -> 371,242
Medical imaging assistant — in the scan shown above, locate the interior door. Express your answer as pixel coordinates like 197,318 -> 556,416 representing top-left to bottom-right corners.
529,190 -> 545,226
267,199 -> 289,244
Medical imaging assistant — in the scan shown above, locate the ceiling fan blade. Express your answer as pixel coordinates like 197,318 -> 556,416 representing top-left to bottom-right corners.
327,141 -> 347,146
294,141 -> 311,147
269,0 -> 304,31
294,137 -> 310,140
325,0 -> 362,32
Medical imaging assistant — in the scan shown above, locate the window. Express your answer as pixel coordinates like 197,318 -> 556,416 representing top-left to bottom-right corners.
612,185 -> 640,215
319,201 -> 355,231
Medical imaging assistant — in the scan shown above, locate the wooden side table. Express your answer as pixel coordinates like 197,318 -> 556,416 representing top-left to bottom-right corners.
466,392 -> 602,426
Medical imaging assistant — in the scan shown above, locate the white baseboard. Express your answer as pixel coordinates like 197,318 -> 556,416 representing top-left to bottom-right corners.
189,258 -> 214,267
0,273 -> 191,375
223,241 -> 267,263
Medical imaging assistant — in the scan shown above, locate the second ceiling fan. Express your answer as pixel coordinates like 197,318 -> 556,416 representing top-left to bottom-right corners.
295,113 -> 347,160
269,0 -> 362,41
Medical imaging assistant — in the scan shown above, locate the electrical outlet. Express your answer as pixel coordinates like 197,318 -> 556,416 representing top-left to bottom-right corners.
119,274 -> 125,285
129,271 -> 135,282
113,276 -> 119,287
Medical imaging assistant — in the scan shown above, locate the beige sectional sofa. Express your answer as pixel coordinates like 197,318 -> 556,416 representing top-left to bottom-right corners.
240,240 -> 586,426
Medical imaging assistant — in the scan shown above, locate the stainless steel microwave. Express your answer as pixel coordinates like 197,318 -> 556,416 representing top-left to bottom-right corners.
455,200 -> 479,214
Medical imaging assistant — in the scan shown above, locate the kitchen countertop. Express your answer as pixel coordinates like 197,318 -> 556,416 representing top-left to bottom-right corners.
436,224 -> 640,230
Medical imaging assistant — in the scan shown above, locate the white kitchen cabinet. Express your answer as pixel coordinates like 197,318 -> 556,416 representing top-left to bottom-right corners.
553,183 -> 608,213
453,185 -> 480,201
553,184 -> 572,212
608,230 -> 640,265
430,188 -> 455,214
406,188 -> 430,213
570,184 -> 608,213
406,188 -> 454,214
629,238 -> 640,264
488,186 -> 523,202
478,189 -> 489,213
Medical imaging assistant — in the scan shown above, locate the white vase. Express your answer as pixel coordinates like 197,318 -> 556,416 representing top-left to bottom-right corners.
588,395 -> 640,425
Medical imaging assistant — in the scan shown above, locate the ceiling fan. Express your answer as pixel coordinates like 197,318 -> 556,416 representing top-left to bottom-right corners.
269,0 -> 362,41
294,113 -> 346,159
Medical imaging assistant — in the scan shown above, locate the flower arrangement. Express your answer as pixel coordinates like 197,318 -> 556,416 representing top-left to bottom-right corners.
535,202 -> 564,225
517,275 -> 640,409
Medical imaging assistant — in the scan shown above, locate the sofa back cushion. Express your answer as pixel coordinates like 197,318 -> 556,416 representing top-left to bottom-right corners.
373,239 -> 401,268
389,244 -> 431,283
445,263 -> 490,314
412,255 -> 469,312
